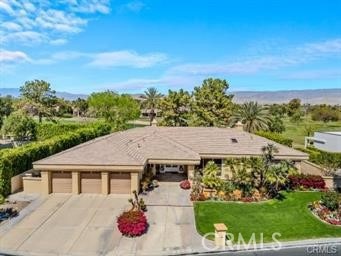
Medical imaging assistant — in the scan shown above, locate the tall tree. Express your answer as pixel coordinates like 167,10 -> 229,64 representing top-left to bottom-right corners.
143,87 -> 162,125
229,101 -> 270,133
158,89 -> 191,126
287,98 -> 301,117
88,91 -> 140,129
19,80 -> 57,123
2,111 -> 37,141
190,78 -> 233,126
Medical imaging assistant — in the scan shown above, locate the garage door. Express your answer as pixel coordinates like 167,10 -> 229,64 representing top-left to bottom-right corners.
110,173 -> 131,194
81,172 -> 101,193
52,172 -> 72,193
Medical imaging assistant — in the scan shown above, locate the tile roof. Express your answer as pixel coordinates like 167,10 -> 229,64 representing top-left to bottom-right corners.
34,126 -> 308,166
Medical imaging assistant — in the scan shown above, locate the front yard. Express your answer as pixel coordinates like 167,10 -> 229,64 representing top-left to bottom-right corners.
194,191 -> 341,242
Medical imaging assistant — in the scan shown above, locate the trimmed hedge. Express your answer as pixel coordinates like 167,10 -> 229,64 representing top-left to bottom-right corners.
289,174 -> 326,190
298,147 -> 341,169
0,123 -> 111,196
255,131 -> 293,147
36,122 -> 88,141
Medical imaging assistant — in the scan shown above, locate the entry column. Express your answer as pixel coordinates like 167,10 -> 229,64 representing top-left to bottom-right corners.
187,165 -> 195,180
72,171 -> 80,194
41,171 -> 51,195
101,172 -> 109,194
131,172 -> 139,193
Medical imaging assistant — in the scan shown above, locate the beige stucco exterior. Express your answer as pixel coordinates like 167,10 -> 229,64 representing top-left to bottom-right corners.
101,172 -> 109,195
72,171 -> 80,194
23,177 -> 42,193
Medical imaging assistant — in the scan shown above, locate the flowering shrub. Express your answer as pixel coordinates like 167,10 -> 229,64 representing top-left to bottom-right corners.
117,210 -> 148,237
232,189 -> 242,201
180,180 -> 191,190
241,197 -> 254,203
309,201 -> 341,226
288,174 -> 325,190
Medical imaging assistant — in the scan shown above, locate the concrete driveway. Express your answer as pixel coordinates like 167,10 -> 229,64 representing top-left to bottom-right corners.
0,181 -> 211,256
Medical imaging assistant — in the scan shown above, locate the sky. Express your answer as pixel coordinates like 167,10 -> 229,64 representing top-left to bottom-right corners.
0,0 -> 341,94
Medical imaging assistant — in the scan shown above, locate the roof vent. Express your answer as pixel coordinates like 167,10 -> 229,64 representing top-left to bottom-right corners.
231,138 -> 238,143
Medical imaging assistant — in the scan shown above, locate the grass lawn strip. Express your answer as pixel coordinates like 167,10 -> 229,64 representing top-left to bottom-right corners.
194,192 -> 341,243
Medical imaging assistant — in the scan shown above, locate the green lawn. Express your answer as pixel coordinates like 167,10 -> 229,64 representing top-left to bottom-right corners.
282,117 -> 341,147
194,192 -> 341,242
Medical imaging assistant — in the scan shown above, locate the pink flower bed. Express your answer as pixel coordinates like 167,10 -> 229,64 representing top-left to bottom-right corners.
117,210 -> 148,237
180,180 -> 191,190
309,201 -> 341,226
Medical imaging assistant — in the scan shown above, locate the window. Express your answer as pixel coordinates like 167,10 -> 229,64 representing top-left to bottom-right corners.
231,138 -> 238,143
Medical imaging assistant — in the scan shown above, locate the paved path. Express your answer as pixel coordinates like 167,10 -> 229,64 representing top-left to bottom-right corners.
0,181 -> 211,256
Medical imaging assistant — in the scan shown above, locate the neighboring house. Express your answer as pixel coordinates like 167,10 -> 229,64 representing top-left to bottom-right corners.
23,126 -> 308,195
305,131 -> 341,153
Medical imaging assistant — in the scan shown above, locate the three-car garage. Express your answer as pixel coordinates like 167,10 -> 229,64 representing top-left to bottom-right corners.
47,171 -> 135,195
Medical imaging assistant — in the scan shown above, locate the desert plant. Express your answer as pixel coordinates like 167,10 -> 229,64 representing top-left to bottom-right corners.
321,191 -> 339,211
202,161 -> 222,189
129,190 -> 147,212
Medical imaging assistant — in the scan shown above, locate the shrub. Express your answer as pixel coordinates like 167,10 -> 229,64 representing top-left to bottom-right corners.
180,180 -> 191,190
202,161 -> 222,189
321,191 -> 339,211
117,210 -> 148,237
255,131 -> 293,147
288,174 -> 325,190
0,123 -> 111,196
36,122 -> 87,140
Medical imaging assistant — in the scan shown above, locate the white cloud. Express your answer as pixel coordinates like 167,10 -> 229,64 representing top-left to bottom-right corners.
0,0 -> 111,45
0,1 -> 15,15
0,21 -> 22,31
88,50 -> 168,68
49,38 -> 68,45
167,38 -> 341,76
0,49 -> 30,63
1,31 -> 46,44
123,1 -> 145,13
35,9 -> 87,33
281,69 -> 341,80
67,0 -> 110,14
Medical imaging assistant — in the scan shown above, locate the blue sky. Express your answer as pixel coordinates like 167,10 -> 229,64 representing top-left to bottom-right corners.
0,0 -> 341,94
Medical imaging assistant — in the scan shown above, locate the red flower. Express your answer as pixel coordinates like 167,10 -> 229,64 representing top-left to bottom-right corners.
117,210 -> 148,237
180,180 -> 191,190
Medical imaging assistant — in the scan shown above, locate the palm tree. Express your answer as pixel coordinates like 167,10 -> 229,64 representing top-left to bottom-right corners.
229,102 -> 270,133
265,162 -> 290,196
143,87 -> 162,125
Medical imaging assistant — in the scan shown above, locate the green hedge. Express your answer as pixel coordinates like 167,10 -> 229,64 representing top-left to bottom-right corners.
36,122 -> 88,140
298,147 -> 341,169
0,123 -> 111,196
255,131 -> 293,147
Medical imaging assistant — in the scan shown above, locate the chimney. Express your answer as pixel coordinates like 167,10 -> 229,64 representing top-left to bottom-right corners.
151,118 -> 158,127
234,121 -> 244,131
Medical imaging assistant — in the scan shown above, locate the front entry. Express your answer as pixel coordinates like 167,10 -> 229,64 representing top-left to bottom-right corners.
80,172 -> 101,193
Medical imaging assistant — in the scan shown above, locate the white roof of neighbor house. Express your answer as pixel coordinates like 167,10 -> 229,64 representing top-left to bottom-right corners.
34,126 -> 308,167
324,131 -> 341,136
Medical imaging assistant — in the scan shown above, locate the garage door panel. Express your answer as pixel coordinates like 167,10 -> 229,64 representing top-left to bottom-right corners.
52,172 -> 72,193
81,172 -> 101,194
110,173 -> 130,194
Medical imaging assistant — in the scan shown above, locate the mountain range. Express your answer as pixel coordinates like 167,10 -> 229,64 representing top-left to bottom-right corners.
0,88 -> 340,104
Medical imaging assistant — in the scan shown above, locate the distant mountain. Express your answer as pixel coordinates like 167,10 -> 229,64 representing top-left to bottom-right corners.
0,88 -> 87,101
232,88 -> 341,105
1,87 -> 340,104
